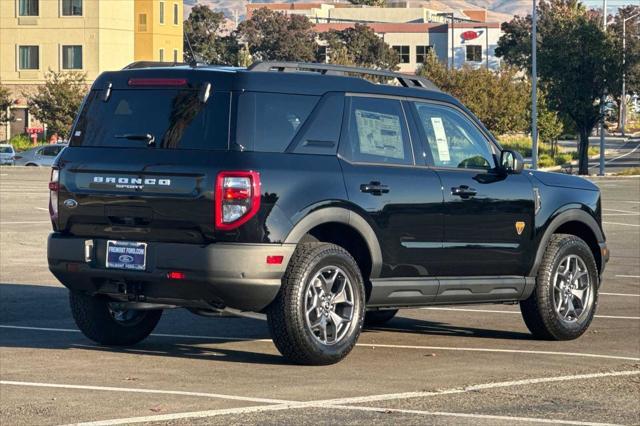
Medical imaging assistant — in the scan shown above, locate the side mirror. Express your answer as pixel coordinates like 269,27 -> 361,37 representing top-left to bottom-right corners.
500,149 -> 524,174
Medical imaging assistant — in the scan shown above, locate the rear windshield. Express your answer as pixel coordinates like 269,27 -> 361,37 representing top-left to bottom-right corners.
0,147 -> 13,153
71,89 -> 230,150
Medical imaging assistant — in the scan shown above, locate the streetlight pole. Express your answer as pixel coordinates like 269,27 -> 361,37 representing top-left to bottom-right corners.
598,0 -> 607,176
531,0 -> 538,170
621,12 -> 640,137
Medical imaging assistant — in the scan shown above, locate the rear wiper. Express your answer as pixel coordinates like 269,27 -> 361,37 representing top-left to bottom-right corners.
115,133 -> 155,147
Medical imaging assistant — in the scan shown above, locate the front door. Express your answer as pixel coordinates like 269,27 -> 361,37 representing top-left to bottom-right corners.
339,95 -> 444,279
409,101 -> 535,277
10,108 -> 27,138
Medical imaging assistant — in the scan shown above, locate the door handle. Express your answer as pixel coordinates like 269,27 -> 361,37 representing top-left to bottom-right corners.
451,185 -> 477,198
360,181 -> 390,196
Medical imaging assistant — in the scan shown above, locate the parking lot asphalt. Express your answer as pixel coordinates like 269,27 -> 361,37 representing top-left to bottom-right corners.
1,167 -> 638,426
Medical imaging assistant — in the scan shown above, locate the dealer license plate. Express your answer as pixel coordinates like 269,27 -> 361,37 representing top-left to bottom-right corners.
106,241 -> 147,271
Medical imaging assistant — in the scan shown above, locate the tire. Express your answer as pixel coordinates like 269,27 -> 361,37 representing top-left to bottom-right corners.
69,291 -> 162,346
520,234 -> 599,340
364,309 -> 398,327
267,243 -> 365,365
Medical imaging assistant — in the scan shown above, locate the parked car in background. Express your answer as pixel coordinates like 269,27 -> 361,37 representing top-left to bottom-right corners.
14,144 -> 67,167
0,144 -> 16,165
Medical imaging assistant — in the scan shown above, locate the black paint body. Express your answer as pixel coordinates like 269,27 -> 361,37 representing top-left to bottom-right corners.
48,66 -> 607,312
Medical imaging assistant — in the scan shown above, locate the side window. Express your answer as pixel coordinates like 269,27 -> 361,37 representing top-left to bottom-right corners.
234,92 -> 319,153
41,146 -> 59,156
341,96 -> 413,166
413,103 -> 494,170
291,92 -> 344,155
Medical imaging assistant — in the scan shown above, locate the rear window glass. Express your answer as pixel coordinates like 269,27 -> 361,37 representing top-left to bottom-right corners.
0,147 -> 13,153
71,89 -> 230,150
234,92 -> 319,153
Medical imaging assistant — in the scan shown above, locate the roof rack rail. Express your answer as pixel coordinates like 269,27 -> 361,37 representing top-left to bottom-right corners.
123,61 -> 189,70
248,61 -> 439,91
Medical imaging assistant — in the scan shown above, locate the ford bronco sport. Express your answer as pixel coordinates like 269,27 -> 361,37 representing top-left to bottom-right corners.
47,61 -> 608,365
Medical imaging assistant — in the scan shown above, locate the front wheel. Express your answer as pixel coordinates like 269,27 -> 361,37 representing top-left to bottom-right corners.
267,243 -> 365,365
69,292 -> 162,346
520,234 -> 598,340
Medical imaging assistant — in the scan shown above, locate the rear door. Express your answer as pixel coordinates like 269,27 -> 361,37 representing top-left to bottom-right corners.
57,80 -> 232,244
339,95 -> 444,279
409,101 -> 535,277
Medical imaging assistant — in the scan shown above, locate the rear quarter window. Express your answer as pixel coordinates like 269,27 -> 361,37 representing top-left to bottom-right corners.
234,92 -> 319,153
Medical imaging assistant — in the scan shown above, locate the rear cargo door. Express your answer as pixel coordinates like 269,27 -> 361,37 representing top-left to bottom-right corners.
57,79 -> 232,243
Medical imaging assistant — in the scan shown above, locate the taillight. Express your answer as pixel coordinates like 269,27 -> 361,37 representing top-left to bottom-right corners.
49,167 -> 59,228
215,171 -> 261,231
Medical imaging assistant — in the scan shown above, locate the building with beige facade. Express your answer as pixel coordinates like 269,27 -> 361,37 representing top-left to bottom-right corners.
0,0 -> 183,140
246,2 -> 504,75
135,0 -> 183,63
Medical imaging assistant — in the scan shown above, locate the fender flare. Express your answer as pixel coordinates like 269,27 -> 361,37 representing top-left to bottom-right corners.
284,207 -> 383,279
529,208 -> 604,277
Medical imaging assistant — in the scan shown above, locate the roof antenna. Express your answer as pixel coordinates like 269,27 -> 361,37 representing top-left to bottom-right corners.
184,28 -> 200,68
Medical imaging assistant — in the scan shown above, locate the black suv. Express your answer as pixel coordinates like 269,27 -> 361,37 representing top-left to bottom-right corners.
48,62 -> 608,365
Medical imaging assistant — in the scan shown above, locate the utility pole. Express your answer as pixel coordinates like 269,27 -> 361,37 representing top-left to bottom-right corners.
621,11 -> 640,137
531,0 -> 538,170
598,0 -> 607,176
450,14 -> 455,69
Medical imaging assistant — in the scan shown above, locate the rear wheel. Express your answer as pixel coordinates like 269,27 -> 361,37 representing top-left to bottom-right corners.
69,291 -> 162,346
267,243 -> 365,365
364,309 -> 398,327
520,234 -> 598,340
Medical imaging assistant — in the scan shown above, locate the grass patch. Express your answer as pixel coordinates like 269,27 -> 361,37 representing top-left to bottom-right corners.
8,135 -> 41,152
615,167 -> 640,176
499,135 -> 599,168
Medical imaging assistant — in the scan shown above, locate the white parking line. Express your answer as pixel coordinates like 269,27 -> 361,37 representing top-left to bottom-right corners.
52,370 -> 640,426
616,275 -> 640,279
0,380 -> 289,404
0,221 -> 50,225
603,222 -> 640,227
600,292 -> 640,297
2,325 -> 639,361
604,208 -> 638,214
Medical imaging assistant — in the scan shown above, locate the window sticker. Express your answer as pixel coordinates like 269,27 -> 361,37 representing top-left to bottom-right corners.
355,109 -> 404,160
430,117 -> 450,162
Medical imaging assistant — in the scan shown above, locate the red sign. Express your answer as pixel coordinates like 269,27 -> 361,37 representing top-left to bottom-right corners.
461,30 -> 481,41
26,127 -> 44,134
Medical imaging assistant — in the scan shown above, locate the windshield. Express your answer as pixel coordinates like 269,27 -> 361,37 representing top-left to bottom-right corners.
0,147 -> 14,154
71,89 -> 230,150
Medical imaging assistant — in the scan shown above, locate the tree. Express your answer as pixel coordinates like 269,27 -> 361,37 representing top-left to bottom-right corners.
184,4 -> 239,65
418,51 -> 530,135
496,0 -> 620,174
608,6 -> 640,128
236,8 -> 318,62
320,23 -> 400,71
347,0 -> 387,6
0,85 -> 14,124
26,70 -> 87,138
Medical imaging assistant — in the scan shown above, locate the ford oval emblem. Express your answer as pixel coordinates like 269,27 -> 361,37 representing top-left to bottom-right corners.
118,254 -> 134,264
63,199 -> 78,209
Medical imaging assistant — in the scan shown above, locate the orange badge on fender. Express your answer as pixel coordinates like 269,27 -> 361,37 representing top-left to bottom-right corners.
515,221 -> 526,235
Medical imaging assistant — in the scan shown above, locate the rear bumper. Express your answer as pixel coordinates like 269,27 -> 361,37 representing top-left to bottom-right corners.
47,234 -> 296,312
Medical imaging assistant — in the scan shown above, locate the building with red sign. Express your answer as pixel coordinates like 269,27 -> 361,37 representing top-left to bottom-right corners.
245,2 -> 505,74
